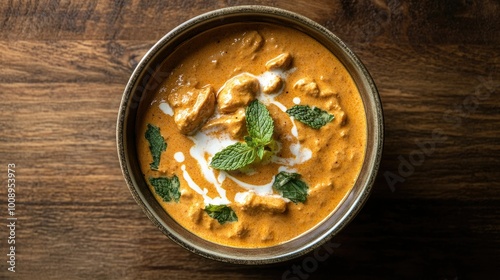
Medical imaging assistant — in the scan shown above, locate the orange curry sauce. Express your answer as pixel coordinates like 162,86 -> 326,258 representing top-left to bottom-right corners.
137,23 -> 366,248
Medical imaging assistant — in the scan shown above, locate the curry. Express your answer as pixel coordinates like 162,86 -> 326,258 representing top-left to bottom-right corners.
136,23 -> 366,248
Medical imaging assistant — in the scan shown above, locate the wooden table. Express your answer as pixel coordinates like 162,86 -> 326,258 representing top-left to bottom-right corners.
1,1 -> 498,279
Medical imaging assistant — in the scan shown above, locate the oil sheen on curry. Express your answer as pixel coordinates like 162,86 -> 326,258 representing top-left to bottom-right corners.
137,23 -> 366,248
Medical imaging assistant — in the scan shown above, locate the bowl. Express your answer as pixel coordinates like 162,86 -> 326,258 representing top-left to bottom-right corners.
116,5 -> 383,264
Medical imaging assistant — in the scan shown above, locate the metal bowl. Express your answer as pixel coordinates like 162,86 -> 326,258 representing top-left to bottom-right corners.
116,5 -> 383,264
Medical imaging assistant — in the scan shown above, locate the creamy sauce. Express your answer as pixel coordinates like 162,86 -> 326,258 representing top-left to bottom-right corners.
136,23 -> 366,248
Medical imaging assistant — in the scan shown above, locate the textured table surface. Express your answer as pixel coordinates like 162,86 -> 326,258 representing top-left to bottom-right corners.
0,0 -> 499,279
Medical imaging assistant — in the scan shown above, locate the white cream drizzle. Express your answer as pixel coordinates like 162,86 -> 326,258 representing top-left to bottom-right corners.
233,190 -> 289,204
226,173 -> 274,195
180,165 -> 212,205
187,129 -> 233,206
234,191 -> 250,204
181,164 -> 230,206
174,152 -> 185,163
159,102 -> 174,116
233,166 -> 296,204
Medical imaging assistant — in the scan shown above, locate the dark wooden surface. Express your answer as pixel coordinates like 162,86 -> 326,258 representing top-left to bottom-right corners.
1,0 -> 499,279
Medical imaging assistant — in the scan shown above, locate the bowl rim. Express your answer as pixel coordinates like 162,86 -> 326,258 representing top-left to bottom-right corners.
117,5 -> 384,265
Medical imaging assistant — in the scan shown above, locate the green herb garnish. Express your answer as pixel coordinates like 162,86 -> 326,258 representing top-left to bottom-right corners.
149,175 -> 181,203
210,100 -> 275,171
145,124 -> 167,170
286,105 -> 334,129
204,204 -> 238,224
272,171 -> 309,203
209,142 -> 257,171
245,99 -> 274,145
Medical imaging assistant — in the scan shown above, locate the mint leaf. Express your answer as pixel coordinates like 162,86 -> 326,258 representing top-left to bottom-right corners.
272,171 -> 308,203
256,145 -> 265,159
204,204 -> 238,224
286,105 -> 334,129
210,100 -> 276,171
244,135 -> 259,148
210,142 -> 256,170
145,124 -> 167,170
246,100 -> 274,144
149,175 -> 180,203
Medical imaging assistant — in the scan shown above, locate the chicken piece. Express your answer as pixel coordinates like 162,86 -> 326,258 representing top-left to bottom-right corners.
262,73 -> 283,94
265,52 -> 292,70
337,110 -> 348,126
180,188 -> 194,200
187,203 -> 204,224
293,78 -> 320,97
319,90 -> 335,98
239,30 -> 264,55
227,222 -> 249,239
167,86 -> 216,135
217,73 -> 259,113
324,95 -> 341,110
236,191 -> 287,214
260,230 -> 275,242
202,108 -> 246,139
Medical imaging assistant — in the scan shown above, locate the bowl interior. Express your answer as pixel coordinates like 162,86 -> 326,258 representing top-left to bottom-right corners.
117,5 -> 383,264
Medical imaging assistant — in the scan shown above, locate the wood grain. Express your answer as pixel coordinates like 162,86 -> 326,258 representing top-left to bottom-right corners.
0,0 -> 499,279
